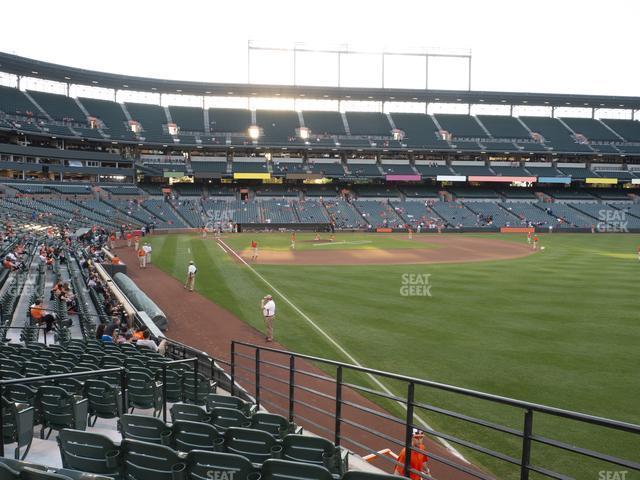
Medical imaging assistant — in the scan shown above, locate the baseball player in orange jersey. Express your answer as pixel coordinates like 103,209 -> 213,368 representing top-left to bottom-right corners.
527,231 -> 532,244
251,240 -> 258,261
290,232 -> 296,249
532,234 -> 539,250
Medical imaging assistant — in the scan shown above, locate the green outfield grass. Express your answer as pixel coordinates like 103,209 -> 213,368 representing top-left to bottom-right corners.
148,232 -> 640,479
221,232 -> 438,251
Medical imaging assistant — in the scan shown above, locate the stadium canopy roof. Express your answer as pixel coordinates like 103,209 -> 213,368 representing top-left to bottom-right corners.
2,51 -> 640,109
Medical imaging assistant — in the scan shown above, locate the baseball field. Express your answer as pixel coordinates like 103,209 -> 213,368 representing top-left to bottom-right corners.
145,232 -> 640,479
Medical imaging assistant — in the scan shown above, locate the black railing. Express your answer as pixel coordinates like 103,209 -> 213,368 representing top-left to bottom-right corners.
231,340 -> 640,480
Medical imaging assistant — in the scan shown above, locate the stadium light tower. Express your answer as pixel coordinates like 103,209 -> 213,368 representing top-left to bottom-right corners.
247,40 -> 473,91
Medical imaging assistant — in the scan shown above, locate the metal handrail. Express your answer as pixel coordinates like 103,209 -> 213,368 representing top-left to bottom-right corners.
231,340 -> 640,480
231,340 -> 640,433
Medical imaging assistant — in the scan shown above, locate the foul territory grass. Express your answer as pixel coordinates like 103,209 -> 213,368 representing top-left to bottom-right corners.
148,232 -> 640,479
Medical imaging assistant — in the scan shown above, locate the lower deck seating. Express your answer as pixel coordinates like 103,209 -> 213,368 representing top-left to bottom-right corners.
352,200 -> 405,228
323,200 -> 367,229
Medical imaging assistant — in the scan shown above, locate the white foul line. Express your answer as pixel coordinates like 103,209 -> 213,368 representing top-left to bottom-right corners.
217,239 -> 468,463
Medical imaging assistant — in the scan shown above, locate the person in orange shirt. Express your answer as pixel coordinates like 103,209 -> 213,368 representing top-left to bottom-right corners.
394,429 -> 430,480
109,233 -> 116,250
134,235 -> 140,251
111,255 -> 121,265
527,231 -> 532,244
30,299 -> 56,333
126,232 -> 133,248
137,247 -> 146,268
251,240 -> 258,261
132,328 -> 145,341
532,234 -> 539,250
290,232 -> 296,250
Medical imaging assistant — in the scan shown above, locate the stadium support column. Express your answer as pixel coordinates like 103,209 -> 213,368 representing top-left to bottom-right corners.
66,83 -> 70,97
16,75 -> 21,90
633,110 -> 636,121
591,108 -> 595,119
551,106 -> 556,118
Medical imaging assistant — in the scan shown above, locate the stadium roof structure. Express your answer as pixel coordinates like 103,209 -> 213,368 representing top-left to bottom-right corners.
3,52 -> 640,110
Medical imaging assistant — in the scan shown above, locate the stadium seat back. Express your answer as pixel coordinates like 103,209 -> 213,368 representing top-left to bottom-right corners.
224,427 -> 279,464
57,428 -> 122,477
184,450 -> 255,480
121,439 -> 185,480
118,414 -> 172,445
172,420 -> 220,453
261,459 -> 333,480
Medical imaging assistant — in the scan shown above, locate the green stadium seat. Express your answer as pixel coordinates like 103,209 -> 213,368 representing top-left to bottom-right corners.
158,369 -> 183,403
0,370 -> 24,381
55,378 -> 85,396
0,463 -> 18,480
124,357 -> 145,370
126,370 -> 162,416
210,408 -> 252,432
1,397 -> 35,459
205,394 -> 256,416
3,385 -> 37,406
184,450 -> 255,480
23,361 -> 48,377
280,435 -> 347,475
83,380 -> 124,427
120,439 -> 185,480
57,352 -> 80,364
170,404 -> 210,424
20,467 -> 76,480
0,458 -> 46,473
249,413 -> 300,439
172,420 -> 220,453
118,414 -> 172,445
260,459 -> 333,480
36,386 -> 88,439
47,364 -> 71,375
182,371 -> 216,405
223,427 -> 280,464
57,429 -> 123,478
54,469 -> 114,480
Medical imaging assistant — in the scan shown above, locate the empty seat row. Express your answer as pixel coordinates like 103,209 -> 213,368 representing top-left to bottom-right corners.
58,427 -> 349,478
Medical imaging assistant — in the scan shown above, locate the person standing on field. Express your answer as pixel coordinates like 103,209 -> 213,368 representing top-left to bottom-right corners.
143,243 -> 152,264
290,232 -> 296,250
251,240 -> 258,261
185,261 -> 197,291
532,234 -> 539,250
126,232 -> 132,247
261,294 -> 276,342
134,235 -> 140,251
137,246 -> 146,268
